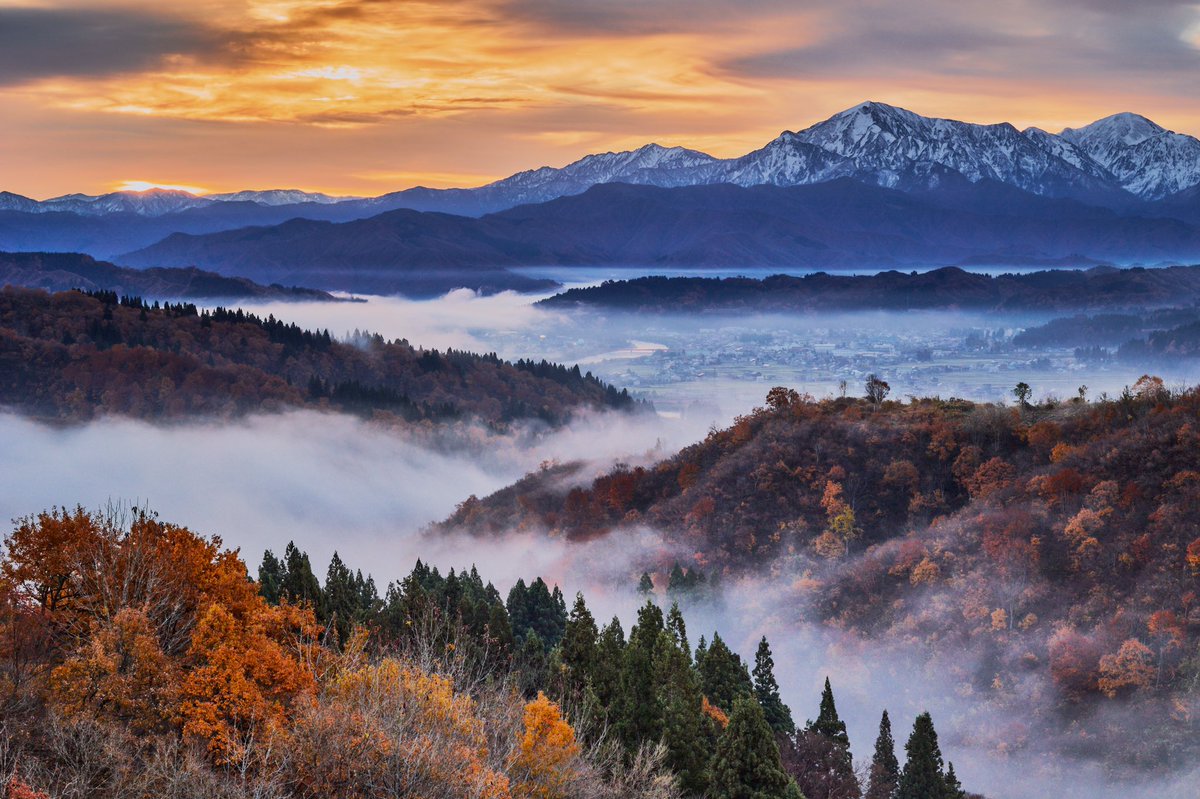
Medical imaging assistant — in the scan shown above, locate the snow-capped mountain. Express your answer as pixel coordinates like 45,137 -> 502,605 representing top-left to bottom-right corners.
35,190 -> 213,217
482,143 -> 721,204
786,101 -> 1118,198
6,102 -> 1200,222
1061,113 -> 1200,199
1,188 -> 359,217
205,189 -> 357,205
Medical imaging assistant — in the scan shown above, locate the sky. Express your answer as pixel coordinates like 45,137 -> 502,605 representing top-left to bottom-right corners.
2,0 -> 1200,198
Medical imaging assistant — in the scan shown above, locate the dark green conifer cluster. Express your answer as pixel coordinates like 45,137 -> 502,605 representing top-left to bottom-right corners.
258,545 -> 970,799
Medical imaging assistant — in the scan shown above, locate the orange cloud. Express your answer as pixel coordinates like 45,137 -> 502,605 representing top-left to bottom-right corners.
2,0 -> 1200,198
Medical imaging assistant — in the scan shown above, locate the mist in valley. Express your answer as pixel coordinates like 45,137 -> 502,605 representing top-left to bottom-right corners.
5,284 -> 1200,798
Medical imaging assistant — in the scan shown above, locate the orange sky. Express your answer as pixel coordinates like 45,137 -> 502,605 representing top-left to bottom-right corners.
3,0 -> 1200,198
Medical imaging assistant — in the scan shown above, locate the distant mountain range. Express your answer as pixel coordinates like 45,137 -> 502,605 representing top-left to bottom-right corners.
4,101 -> 1200,295
0,252 -> 338,301
7,101 -> 1200,222
121,180 -> 1200,289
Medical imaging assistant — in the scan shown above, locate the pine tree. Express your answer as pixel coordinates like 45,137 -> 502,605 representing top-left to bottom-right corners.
561,592 -> 598,689
656,629 -> 711,795
281,542 -> 323,613
700,632 -> 753,714
943,762 -> 965,799
257,550 -> 284,604
667,601 -> 691,659
809,677 -> 850,747
616,601 -> 665,752
865,710 -> 899,799
517,629 -> 548,698
507,578 -> 530,640
897,712 -> 946,799
592,616 -> 626,713
323,551 -> 357,647
637,571 -> 655,597
790,677 -> 859,799
753,636 -> 795,736
710,696 -> 791,799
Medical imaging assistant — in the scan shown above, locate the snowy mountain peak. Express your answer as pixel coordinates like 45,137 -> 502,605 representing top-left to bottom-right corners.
1062,112 -> 1166,148
206,189 -> 355,205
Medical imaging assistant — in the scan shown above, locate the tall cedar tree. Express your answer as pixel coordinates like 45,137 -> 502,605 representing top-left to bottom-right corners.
323,551 -> 357,646
701,632 -> 753,713
561,593 -> 598,691
787,677 -> 860,799
865,710 -> 899,799
281,542 -> 323,613
897,712 -> 946,799
616,601 -> 665,751
592,616 -> 626,715
944,762 -> 966,799
257,550 -> 283,604
710,696 -> 792,799
753,636 -> 796,735
655,629 -> 711,795
667,602 -> 691,659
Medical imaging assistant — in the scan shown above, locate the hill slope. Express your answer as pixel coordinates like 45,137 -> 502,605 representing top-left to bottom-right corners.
439,385 -> 1200,771
0,287 -> 634,424
0,251 -> 336,301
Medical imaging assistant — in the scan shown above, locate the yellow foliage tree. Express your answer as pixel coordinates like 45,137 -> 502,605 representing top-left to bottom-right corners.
49,607 -> 178,733
179,601 -> 319,765
510,692 -> 581,799
323,658 -> 511,799
1097,638 -> 1155,698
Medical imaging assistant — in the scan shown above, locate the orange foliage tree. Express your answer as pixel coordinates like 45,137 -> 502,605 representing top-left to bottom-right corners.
509,692 -> 582,799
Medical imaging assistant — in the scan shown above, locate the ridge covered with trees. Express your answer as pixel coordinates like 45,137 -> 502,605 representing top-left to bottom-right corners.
539,265 -> 1200,313
0,506 -> 974,798
0,251 -> 338,302
441,378 -> 1200,774
0,287 -> 635,425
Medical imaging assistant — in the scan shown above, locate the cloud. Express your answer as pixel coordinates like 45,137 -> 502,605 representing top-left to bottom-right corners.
0,6 -> 223,86
0,405 -> 710,589
5,0 -> 1200,199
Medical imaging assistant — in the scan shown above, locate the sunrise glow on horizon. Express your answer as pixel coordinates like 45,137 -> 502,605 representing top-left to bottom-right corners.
3,0 -> 1200,198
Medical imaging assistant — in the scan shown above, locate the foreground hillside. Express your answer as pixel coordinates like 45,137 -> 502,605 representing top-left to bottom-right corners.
0,506 -> 976,799
442,380 -> 1200,771
0,287 -> 633,425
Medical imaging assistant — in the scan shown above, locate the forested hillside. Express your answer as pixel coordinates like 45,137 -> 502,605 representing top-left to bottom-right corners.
0,287 -> 634,425
0,506 -> 976,799
442,379 -> 1200,772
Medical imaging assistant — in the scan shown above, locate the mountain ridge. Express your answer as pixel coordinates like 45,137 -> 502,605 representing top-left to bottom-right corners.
6,101 -> 1200,223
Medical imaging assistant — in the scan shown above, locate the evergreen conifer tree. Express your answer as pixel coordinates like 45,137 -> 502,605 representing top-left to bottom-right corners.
700,632 -> 753,713
561,592 -> 599,689
943,762 -> 965,799
865,710 -> 899,799
710,696 -> 791,799
637,571 -> 655,597
616,601 -> 665,751
897,712 -> 946,799
667,601 -> 690,659
753,636 -> 795,736
257,550 -> 284,604
592,616 -> 626,713
281,542 -> 323,613
323,551 -> 358,646
656,629 -> 711,795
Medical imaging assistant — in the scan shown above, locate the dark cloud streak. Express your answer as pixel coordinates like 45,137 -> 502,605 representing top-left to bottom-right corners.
0,7 -> 225,86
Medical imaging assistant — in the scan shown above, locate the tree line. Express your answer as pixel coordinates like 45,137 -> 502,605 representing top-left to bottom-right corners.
0,505 -> 975,798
